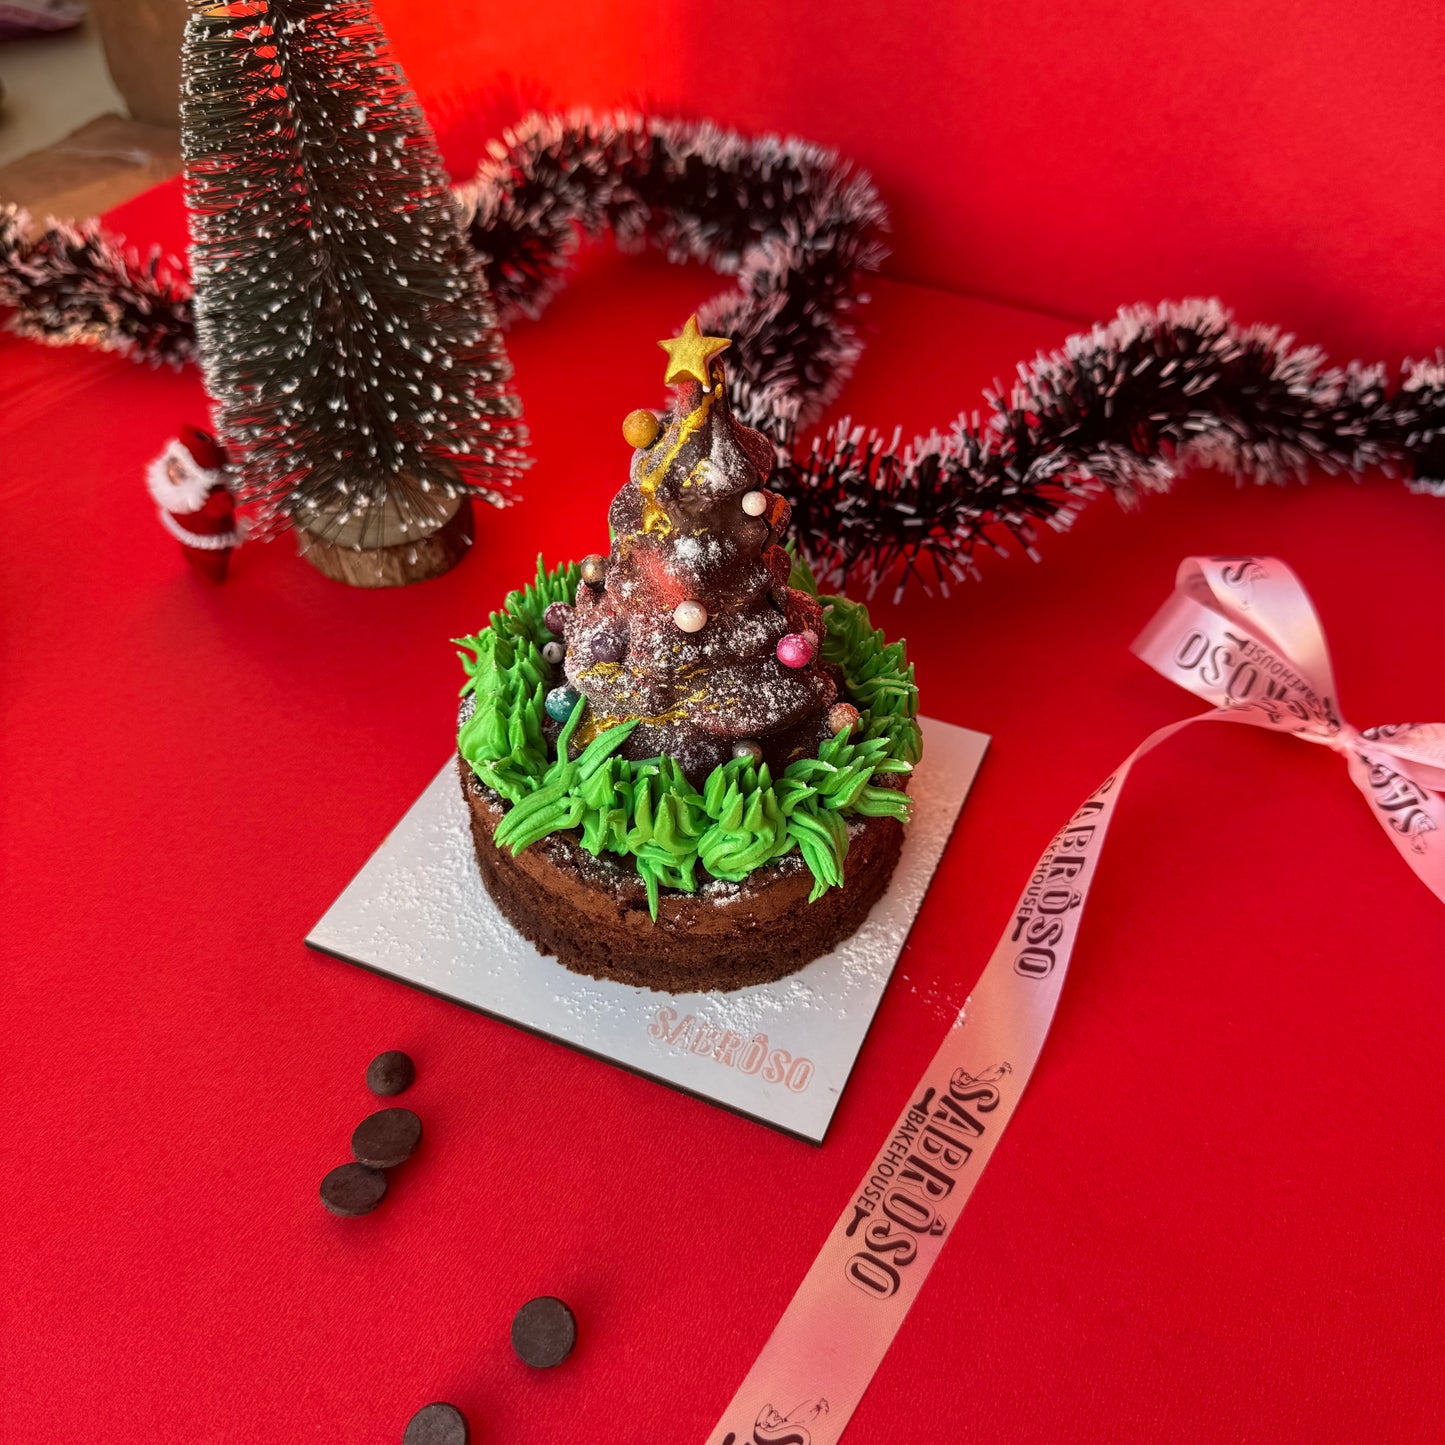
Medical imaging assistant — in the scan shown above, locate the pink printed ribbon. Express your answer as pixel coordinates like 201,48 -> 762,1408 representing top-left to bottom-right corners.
708,556 -> 1444,1445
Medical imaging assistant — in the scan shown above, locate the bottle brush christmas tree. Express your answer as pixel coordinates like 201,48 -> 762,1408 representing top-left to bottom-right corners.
180,0 -> 527,584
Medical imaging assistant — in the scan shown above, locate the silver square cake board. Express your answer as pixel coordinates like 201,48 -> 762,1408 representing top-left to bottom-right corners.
307,716 -> 988,1144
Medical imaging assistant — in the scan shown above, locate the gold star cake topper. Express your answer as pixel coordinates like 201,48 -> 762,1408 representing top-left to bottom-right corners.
658,315 -> 731,386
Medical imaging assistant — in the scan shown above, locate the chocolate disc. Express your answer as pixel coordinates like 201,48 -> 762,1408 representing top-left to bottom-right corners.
320,1162 -> 387,1217
366,1050 -> 416,1097
352,1108 -> 423,1169
403,1402 -> 468,1445
511,1296 -> 576,1368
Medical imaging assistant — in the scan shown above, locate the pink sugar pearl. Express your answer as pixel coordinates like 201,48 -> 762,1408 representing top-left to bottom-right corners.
776,632 -> 815,669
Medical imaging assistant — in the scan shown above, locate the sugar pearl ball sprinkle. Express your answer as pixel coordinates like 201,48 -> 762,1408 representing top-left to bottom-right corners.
588,630 -> 626,663
622,408 -> 661,449
579,553 -> 608,587
828,702 -> 861,736
741,490 -> 768,517
673,600 -> 708,633
545,685 -> 581,722
776,632 -> 814,669
543,601 -> 572,635
542,640 -> 565,665
731,739 -> 763,762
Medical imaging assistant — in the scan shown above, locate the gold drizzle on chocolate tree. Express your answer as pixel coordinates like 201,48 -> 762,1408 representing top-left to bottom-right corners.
634,378 -> 719,536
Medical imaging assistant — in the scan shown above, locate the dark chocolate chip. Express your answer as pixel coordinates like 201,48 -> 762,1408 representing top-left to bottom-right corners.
320,1162 -> 387,1217
366,1050 -> 416,1097
511,1296 -> 576,1368
352,1108 -> 422,1169
403,1402 -> 469,1445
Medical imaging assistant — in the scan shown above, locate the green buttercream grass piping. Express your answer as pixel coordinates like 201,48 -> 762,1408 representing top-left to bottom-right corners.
456,554 -> 922,919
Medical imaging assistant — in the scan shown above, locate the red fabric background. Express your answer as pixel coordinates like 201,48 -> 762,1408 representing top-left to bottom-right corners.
377,0 -> 1445,362
4,177 -> 1443,1441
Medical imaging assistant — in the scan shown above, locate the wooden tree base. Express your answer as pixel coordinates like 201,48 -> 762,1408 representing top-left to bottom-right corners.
295,492 -> 473,588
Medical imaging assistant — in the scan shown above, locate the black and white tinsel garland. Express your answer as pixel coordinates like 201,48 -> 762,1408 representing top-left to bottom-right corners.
789,300 -> 1445,596
1,110 -> 1441,594
0,206 -> 195,366
456,111 -> 888,444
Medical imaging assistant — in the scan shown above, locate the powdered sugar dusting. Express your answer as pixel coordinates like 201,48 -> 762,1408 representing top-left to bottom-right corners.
310,717 -> 989,1142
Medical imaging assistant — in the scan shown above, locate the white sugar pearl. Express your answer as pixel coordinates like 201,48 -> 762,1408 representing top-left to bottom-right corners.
731,739 -> 763,762
673,600 -> 708,633
741,490 -> 768,517
542,641 -> 565,664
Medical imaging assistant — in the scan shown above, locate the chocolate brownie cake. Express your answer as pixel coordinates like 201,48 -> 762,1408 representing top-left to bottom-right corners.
454,318 -> 922,992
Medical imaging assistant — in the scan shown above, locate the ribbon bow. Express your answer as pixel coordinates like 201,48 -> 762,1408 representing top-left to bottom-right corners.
1133,556 -> 1445,903
712,555 -> 1442,1445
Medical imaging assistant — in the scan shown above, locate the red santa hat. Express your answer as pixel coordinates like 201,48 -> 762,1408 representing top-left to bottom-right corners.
147,425 -> 242,583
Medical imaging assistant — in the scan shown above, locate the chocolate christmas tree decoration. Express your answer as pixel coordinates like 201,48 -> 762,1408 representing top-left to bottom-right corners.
555,317 -> 837,782
453,323 -> 924,972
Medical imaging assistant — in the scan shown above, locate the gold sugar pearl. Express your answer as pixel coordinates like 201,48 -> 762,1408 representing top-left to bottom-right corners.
622,408 -> 661,449
580,553 -> 608,586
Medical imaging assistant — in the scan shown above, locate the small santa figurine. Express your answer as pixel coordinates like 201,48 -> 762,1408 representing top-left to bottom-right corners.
146,425 -> 242,582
